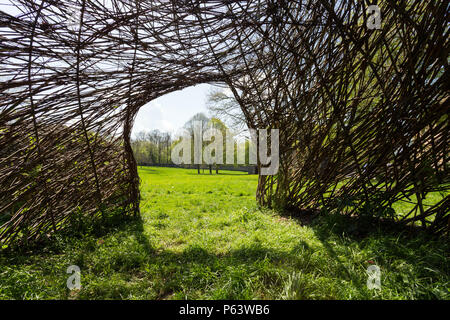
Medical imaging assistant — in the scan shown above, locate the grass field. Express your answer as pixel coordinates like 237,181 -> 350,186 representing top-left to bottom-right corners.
0,166 -> 448,299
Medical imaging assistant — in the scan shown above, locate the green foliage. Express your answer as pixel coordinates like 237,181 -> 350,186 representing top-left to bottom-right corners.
131,130 -> 172,165
0,167 -> 448,300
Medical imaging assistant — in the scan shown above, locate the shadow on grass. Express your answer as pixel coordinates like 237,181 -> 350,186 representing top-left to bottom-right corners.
1,208 -> 448,300
184,172 -> 248,176
79,209 -> 448,300
137,167 -> 159,174
0,212 -> 346,299
287,210 -> 450,297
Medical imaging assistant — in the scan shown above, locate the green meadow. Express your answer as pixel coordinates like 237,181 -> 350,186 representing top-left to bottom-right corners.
0,167 -> 448,299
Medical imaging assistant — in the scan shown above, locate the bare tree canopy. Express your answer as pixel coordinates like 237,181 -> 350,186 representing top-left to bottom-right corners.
207,87 -> 247,133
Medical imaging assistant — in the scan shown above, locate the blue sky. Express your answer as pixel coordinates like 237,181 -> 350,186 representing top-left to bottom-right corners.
132,84 -> 215,138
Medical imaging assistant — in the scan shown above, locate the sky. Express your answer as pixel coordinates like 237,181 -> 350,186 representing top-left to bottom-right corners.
131,84 -> 215,138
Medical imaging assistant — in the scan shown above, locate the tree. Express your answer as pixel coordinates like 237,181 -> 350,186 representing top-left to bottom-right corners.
206,87 -> 247,134
183,113 -> 210,174
208,117 -> 228,174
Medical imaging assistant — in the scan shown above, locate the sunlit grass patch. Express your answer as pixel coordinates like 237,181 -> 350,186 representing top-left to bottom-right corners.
0,166 -> 448,300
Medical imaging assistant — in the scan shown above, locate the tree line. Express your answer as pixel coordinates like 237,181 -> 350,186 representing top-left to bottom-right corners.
131,130 -> 172,165
131,86 -> 255,174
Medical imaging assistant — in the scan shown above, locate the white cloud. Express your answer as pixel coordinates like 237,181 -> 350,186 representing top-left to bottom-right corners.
132,99 -> 175,137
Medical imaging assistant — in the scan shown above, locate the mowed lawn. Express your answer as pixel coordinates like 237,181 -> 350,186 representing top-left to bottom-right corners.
0,167 -> 448,299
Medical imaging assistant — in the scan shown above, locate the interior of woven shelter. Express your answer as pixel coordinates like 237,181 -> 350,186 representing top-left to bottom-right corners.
0,0 -> 247,242
0,0 -> 449,301
1,0 -> 448,243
